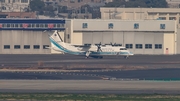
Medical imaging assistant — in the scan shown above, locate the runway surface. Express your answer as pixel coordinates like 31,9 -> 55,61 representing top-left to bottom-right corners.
0,54 -> 180,69
1,80 -> 180,94
0,54 -> 180,94
1,68 -> 180,80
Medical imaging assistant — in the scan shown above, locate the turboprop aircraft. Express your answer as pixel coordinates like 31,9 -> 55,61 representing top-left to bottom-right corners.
48,30 -> 134,59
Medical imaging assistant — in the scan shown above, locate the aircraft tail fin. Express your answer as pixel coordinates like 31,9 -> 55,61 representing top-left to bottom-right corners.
49,30 -> 63,43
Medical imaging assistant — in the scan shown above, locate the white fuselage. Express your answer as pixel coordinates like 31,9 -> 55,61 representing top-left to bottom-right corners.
49,30 -> 134,57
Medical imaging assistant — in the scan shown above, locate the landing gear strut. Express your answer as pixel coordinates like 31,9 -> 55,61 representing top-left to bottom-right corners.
124,56 -> 129,59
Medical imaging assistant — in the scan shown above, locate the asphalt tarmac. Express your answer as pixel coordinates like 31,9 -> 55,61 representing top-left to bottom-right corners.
0,68 -> 180,80
0,54 -> 180,68
1,80 -> 180,94
0,54 -> 180,94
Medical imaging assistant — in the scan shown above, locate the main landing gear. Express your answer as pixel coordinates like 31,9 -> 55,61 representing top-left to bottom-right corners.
124,55 -> 129,59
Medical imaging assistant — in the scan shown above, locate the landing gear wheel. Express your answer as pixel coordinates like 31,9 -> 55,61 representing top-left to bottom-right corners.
124,56 -> 129,59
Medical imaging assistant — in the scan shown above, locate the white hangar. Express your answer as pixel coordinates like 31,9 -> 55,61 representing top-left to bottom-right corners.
65,19 -> 179,55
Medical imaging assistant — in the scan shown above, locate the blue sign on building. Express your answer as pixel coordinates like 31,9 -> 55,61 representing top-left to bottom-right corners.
0,18 -> 66,30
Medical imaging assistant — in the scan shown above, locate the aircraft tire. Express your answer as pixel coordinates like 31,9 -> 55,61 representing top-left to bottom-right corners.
124,56 -> 129,59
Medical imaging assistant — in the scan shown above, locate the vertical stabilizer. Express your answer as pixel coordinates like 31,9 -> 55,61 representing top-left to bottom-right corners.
49,30 -> 83,55
49,30 -> 66,53
50,30 -> 63,43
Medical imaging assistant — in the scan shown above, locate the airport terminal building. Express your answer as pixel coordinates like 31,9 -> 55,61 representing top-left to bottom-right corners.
1,8 -> 180,55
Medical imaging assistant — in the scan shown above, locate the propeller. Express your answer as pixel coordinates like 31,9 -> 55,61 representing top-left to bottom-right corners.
110,42 -> 113,46
110,42 -> 117,46
97,42 -> 102,52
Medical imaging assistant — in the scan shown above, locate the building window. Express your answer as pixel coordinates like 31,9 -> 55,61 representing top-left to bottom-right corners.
7,24 -> 10,27
160,24 -> 165,29
108,23 -> 113,29
20,24 -> 23,27
34,45 -> 40,49
14,45 -> 20,49
145,44 -> 152,49
36,24 -> 40,28
32,24 -> 35,28
158,17 -> 166,20
4,45 -> 10,49
169,17 -> 176,20
136,44 -> 142,49
61,24 -> 64,27
39,24 -> 44,27
125,44 -> 133,49
82,23 -> 88,28
24,45 -> 30,49
45,24 -> 48,27
155,44 -> 162,49
21,0 -> 28,3
134,23 -> 139,29
43,45 -> 49,49
11,24 -> 15,27
2,24 -> 6,27
15,24 -> 18,27
70,0 -> 75,3
57,24 -> 61,27
67,34 -> 70,39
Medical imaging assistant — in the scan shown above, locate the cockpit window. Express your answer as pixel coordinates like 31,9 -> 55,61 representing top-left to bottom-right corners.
120,48 -> 127,50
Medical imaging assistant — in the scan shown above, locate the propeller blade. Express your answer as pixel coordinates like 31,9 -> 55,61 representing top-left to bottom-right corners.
110,42 -> 112,45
